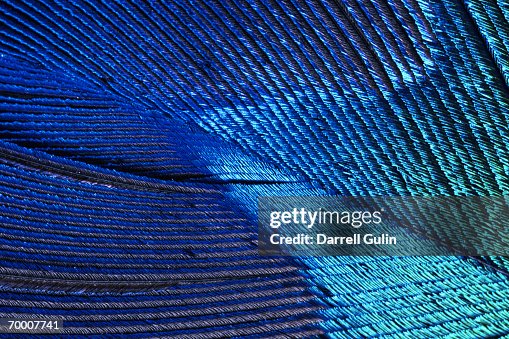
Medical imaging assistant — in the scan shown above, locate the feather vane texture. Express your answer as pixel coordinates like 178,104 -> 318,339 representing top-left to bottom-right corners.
2,0 -> 509,338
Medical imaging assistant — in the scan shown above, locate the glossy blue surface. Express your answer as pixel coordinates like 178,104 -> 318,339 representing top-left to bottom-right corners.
1,0 -> 509,337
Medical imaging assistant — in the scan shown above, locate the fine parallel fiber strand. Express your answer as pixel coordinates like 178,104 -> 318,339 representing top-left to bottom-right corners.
2,0 -> 509,338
